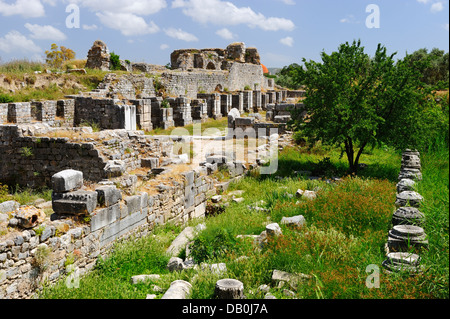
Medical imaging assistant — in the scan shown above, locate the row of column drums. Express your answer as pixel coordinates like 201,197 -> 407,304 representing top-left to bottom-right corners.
382,149 -> 427,275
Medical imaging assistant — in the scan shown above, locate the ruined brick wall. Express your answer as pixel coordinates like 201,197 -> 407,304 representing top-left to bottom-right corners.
1,100 -> 75,128
162,70 -> 230,99
0,104 -> 7,123
161,64 -> 271,100
0,125 -> 106,188
74,97 -> 136,130
0,125 -> 175,188
0,166 -> 218,299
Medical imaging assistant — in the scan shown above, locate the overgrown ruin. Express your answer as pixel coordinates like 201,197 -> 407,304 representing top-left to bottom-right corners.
0,41 -> 305,298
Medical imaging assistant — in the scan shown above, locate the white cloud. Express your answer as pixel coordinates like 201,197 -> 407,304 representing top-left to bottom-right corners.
67,1 -> 166,36
172,0 -> 295,31
417,0 -> 431,3
96,12 -> 160,36
340,14 -> 359,24
215,28 -> 235,40
276,0 -> 295,5
160,43 -> 169,50
25,23 -> 67,41
444,23 -> 449,31
0,0 -> 45,18
430,1 -> 444,12
0,30 -> 41,54
73,0 -> 167,15
42,0 -> 57,5
82,24 -> 98,31
279,36 -> 293,47
164,27 -> 198,42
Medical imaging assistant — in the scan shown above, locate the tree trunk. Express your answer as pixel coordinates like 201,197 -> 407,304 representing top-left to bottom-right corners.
345,138 -> 368,174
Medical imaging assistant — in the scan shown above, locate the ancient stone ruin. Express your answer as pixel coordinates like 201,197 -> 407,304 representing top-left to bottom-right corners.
85,40 -> 110,71
383,149 -> 428,275
0,40 -> 304,298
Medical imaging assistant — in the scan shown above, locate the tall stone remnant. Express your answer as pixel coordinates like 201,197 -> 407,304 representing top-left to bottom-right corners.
86,40 -> 110,71
226,42 -> 247,63
170,42 -> 261,71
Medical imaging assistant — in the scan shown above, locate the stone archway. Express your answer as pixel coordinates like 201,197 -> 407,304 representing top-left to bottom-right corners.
206,62 -> 216,70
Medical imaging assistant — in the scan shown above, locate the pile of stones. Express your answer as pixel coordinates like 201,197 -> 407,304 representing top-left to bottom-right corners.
383,149 -> 427,275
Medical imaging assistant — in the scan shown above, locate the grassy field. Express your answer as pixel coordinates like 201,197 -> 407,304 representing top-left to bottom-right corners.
0,59 -> 130,102
39,143 -> 449,299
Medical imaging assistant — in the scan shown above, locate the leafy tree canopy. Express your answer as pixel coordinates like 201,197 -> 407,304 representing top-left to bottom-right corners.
290,40 -> 445,173
45,43 -> 75,69
405,47 -> 449,89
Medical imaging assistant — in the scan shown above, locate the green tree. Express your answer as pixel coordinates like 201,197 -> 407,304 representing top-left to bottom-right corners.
45,43 -> 75,69
275,63 -> 304,89
110,52 -> 121,70
406,48 -> 449,88
292,40 -> 434,173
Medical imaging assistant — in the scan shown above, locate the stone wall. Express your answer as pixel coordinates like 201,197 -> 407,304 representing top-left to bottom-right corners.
0,125 -> 105,187
1,100 -> 75,128
0,125 -> 174,188
96,73 -> 156,100
74,97 -> 136,131
0,104 -> 8,123
266,103 -> 306,124
0,166 -> 218,299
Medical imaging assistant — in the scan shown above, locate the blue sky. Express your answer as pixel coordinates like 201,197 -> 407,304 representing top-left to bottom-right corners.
0,0 -> 448,67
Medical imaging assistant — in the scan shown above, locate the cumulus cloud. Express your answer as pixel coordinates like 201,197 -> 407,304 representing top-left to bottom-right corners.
417,0 -> 445,13
160,43 -> 169,50
96,12 -> 160,36
340,14 -> 359,24
430,1 -> 444,12
0,0 -> 45,18
0,30 -> 41,54
73,0 -> 167,15
164,27 -> 198,42
25,23 -> 67,41
215,28 -> 235,40
279,36 -> 293,47
276,0 -> 295,5
69,0 -> 166,36
82,24 -> 98,31
172,0 -> 295,31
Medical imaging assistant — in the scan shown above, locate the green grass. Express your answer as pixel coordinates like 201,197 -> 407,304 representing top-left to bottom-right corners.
0,184 -> 52,205
39,143 -> 449,299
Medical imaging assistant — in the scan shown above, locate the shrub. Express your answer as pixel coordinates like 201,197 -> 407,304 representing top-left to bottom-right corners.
0,93 -> 13,103
161,99 -> 170,108
110,52 -> 121,71
313,157 -> 336,177
190,228 -> 238,263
